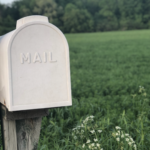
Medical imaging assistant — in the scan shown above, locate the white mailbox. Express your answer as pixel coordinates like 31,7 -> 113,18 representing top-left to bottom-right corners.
0,15 -> 72,111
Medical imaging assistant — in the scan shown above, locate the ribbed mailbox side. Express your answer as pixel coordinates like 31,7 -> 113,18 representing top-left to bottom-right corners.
0,30 -> 15,110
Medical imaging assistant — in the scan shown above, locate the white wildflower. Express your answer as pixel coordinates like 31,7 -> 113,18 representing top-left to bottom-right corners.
98,130 -> 102,133
116,137 -> 120,141
82,144 -> 85,148
115,126 -> 121,130
126,138 -> 129,142
130,137 -> 134,142
128,142 -> 132,145
86,140 -> 90,143
133,144 -> 136,148
121,134 -> 124,138
90,115 -> 94,118
89,145 -> 92,149
90,130 -> 95,134
116,133 -> 119,136
94,138 -> 98,142
96,143 -> 100,147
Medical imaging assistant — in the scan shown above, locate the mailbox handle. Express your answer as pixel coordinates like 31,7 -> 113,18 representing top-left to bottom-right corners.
16,15 -> 49,29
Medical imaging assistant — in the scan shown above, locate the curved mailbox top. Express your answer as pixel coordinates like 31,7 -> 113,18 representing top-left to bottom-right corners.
0,15 -> 72,111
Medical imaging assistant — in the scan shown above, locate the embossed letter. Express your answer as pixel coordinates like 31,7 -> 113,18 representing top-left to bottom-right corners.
33,53 -> 42,63
49,52 -> 57,63
20,53 -> 31,64
43,52 -> 47,63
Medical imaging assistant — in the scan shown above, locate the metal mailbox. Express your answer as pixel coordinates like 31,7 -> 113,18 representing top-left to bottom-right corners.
0,15 -> 72,111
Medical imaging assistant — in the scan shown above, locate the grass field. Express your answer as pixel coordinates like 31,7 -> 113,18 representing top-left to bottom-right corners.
1,30 -> 150,150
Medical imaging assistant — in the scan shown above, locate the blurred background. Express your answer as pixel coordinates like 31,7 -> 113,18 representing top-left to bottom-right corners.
0,0 -> 150,35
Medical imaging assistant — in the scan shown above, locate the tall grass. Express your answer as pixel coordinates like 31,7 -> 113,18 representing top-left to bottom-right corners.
38,30 -> 150,149
38,86 -> 150,150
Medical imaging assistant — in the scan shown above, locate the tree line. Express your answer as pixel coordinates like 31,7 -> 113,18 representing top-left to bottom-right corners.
0,0 -> 150,35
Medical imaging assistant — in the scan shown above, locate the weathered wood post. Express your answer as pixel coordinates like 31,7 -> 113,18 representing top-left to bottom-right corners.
0,15 -> 72,150
1,104 -> 48,150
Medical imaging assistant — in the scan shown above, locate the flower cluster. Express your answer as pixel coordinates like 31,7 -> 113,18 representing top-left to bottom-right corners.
139,86 -> 145,94
83,142 -> 103,150
112,126 -> 137,150
72,116 -> 103,150
84,137 -> 103,150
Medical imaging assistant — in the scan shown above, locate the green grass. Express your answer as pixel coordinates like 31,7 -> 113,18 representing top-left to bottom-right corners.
2,30 -> 150,149
68,30 -> 150,98
37,30 -> 150,150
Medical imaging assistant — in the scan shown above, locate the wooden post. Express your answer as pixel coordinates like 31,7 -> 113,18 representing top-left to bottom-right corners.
0,105 -> 49,150
2,117 -> 17,150
16,118 -> 42,150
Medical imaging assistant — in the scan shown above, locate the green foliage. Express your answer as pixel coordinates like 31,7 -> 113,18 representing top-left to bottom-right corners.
1,0 -> 150,34
37,30 -> 150,149
71,116 -> 104,149
33,0 -> 61,23
37,84 -> 150,149
63,3 -> 93,33
0,4 -> 15,35
0,15 -> 15,34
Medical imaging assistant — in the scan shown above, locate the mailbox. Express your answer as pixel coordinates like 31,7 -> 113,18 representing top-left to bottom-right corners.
0,15 -> 72,111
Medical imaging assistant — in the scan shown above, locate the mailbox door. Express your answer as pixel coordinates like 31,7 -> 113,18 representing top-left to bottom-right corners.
9,22 -> 72,111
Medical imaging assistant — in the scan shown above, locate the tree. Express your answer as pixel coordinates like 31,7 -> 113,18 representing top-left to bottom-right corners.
0,15 -> 15,35
0,4 -> 16,35
1,0 -> 150,34
95,0 -> 118,31
33,0 -> 62,24
63,3 -> 93,33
